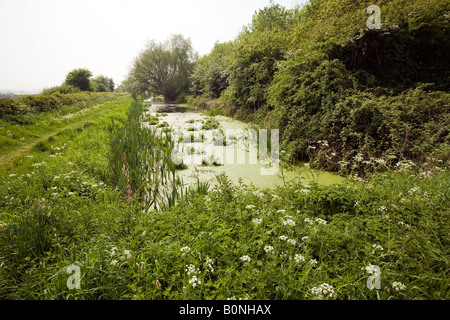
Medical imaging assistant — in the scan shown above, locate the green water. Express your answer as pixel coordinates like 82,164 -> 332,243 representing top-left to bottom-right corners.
146,104 -> 346,189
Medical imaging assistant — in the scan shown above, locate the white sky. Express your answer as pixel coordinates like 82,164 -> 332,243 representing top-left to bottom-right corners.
0,0 -> 307,92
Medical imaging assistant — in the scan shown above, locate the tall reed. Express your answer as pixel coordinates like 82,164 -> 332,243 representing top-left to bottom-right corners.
109,101 -> 182,210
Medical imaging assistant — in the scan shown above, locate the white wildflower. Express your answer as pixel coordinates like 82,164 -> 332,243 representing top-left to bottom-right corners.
253,190 -> 264,197
287,239 -> 297,245
372,244 -> 384,251
304,218 -> 314,225
279,235 -> 288,241
252,218 -> 262,225
180,246 -> 191,254
277,209 -> 286,214
309,259 -> 318,267
264,246 -> 274,253
189,276 -> 201,288
283,219 -> 296,226
315,218 -> 327,225
246,205 -> 256,209
110,260 -> 118,266
294,254 -> 305,263
310,283 -> 336,299
240,255 -> 251,263
205,257 -> 214,273
185,264 -> 199,276
301,236 -> 309,242
392,282 -> 406,291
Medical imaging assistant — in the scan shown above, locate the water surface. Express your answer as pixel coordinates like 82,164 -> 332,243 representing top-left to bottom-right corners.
145,103 -> 346,189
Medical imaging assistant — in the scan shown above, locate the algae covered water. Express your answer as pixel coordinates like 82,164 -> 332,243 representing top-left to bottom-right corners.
145,103 -> 346,189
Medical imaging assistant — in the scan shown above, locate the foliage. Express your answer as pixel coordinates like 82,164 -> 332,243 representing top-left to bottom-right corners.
109,101 -> 183,210
0,94 -> 447,300
64,68 -> 94,92
187,0 -> 450,176
42,84 -> 81,95
190,41 -> 235,98
0,151 -> 448,299
223,3 -> 294,110
0,92 -> 122,118
125,34 -> 198,101
92,75 -> 115,92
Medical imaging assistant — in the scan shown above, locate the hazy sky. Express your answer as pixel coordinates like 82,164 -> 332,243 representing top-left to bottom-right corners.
0,0 -> 307,92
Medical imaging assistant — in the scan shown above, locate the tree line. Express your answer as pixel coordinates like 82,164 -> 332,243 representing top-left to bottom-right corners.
42,68 -> 115,94
122,0 -> 449,176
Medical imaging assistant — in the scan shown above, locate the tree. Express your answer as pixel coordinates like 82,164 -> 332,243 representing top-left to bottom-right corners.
108,78 -> 115,92
190,41 -> 235,98
224,3 -> 294,109
92,75 -> 115,92
126,34 -> 198,101
64,68 -> 93,91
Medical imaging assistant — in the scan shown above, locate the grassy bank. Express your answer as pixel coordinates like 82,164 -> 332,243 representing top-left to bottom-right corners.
0,100 -> 447,300
0,93 -> 130,176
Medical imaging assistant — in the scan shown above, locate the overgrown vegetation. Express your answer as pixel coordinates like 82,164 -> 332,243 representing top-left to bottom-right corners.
1,118 -> 448,298
0,91 -> 122,117
42,68 -> 115,94
189,0 -> 450,177
0,0 -> 448,301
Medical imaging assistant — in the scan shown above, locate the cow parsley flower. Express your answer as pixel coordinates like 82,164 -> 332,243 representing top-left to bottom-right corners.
264,246 -> 274,253
205,257 -> 214,273
310,283 -> 336,299
181,246 -> 191,254
189,276 -> 201,288
185,264 -> 199,276
372,244 -> 384,251
279,235 -> 288,241
287,239 -> 297,245
240,255 -> 251,262
392,282 -> 406,291
283,219 -> 295,226
294,254 -> 305,263
309,259 -> 318,267
252,218 -> 262,225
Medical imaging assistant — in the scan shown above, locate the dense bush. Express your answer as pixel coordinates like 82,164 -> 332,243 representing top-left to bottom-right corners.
188,0 -> 450,176
42,84 -> 81,95
0,92 -> 123,117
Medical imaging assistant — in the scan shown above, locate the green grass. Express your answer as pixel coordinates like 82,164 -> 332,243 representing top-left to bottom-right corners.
0,95 -> 132,176
0,97 -> 448,300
